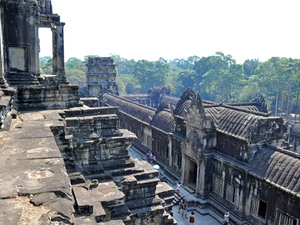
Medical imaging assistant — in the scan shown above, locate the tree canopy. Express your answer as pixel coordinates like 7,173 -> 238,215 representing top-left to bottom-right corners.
39,52 -> 300,121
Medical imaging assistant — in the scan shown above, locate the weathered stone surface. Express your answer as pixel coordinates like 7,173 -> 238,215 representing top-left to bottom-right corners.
85,57 -> 119,98
100,220 -> 125,225
0,110 -> 74,224
52,107 -> 176,224
0,200 -> 22,225
30,192 -> 57,206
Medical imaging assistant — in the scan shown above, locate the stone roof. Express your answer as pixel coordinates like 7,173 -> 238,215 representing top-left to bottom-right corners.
169,89 -> 286,142
121,94 -> 148,101
160,95 -> 179,106
104,94 -> 175,133
105,90 -> 287,142
103,94 -> 155,124
205,106 -> 263,140
205,105 -> 287,142
173,88 -> 195,116
290,124 -> 300,136
151,103 -> 175,133
249,145 -> 300,196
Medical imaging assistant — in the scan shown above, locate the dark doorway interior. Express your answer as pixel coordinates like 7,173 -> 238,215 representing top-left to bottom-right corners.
188,160 -> 197,190
258,200 -> 267,219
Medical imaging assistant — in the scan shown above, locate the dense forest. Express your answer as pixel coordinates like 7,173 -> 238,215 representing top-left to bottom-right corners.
40,52 -> 300,121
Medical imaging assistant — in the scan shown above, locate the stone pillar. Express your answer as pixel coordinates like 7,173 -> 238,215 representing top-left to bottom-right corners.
52,23 -> 68,84
182,155 -> 188,184
196,161 -> 202,195
168,134 -> 172,167
0,13 -> 8,88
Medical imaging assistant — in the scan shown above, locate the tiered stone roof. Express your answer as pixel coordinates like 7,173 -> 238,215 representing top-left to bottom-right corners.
250,144 -> 300,196
104,94 -> 155,124
151,103 -> 175,133
104,90 -> 287,143
291,124 -> 300,136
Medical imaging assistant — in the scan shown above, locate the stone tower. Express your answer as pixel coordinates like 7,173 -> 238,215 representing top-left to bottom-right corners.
2,0 -> 67,86
86,57 -> 119,97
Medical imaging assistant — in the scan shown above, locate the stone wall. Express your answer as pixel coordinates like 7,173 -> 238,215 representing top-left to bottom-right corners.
16,84 -> 81,110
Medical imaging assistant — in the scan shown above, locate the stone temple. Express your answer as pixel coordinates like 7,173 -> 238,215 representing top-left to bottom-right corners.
0,1 -> 300,225
102,87 -> 300,225
83,59 -> 300,224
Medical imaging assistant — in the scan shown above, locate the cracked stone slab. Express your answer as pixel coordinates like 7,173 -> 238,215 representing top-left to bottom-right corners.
0,110 -> 74,224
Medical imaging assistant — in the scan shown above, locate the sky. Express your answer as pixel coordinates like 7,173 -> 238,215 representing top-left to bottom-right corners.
39,0 -> 300,64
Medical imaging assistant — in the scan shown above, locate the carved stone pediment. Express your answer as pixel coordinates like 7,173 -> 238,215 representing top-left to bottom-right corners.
185,129 -> 203,160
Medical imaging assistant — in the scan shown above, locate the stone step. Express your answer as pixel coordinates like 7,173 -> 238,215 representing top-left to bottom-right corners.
163,202 -> 174,212
93,202 -> 106,223
111,168 -> 140,177
84,173 -> 112,182
90,181 -> 125,208
162,195 -> 175,205
162,212 -> 177,225
72,186 -> 93,214
172,193 -> 182,205
129,204 -> 164,218
110,204 -> 130,219
134,171 -> 159,181
82,164 -> 104,175
136,177 -> 160,187
101,159 -> 135,170
64,107 -> 118,118
126,195 -> 163,211
183,185 -> 196,194
156,182 -> 175,198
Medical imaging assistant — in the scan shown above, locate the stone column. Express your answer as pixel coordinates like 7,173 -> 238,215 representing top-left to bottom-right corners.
196,160 -> 205,196
52,23 -> 68,84
0,15 -> 8,88
168,134 -> 172,167
181,155 -> 188,184
196,161 -> 201,195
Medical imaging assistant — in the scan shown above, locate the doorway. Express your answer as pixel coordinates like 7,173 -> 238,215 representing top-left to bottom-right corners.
39,28 -> 52,75
188,160 -> 197,190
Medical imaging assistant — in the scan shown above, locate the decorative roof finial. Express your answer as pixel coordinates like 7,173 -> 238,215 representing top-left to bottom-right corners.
251,91 -> 268,113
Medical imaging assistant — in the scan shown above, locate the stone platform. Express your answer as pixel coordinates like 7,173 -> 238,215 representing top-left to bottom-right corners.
0,110 -> 74,225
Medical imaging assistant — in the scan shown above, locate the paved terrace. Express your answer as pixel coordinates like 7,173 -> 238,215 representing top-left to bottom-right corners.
0,110 -> 74,225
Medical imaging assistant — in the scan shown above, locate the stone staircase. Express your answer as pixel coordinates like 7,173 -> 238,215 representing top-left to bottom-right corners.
52,107 -> 177,224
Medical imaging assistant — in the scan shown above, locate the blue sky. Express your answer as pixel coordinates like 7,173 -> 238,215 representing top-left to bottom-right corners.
39,0 -> 300,63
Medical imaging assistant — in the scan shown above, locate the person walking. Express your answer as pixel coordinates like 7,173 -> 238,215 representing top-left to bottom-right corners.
176,182 -> 181,195
178,197 -> 183,213
150,154 -> 156,163
224,212 -> 230,225
189,211 -> 195,225
181,200 -> 188,219
146,152 -> 152,162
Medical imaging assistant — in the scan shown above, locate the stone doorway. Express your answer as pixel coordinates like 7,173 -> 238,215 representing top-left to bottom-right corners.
188,159 -> 198,190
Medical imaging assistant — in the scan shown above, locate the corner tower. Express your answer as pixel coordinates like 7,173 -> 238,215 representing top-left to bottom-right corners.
86,57 -> 119,98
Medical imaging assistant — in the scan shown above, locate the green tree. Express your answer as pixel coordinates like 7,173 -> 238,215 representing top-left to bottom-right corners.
66,69 -> 86,87
176,70 -> 196,94
243,59 -> 261,77
66,57 -> 82,70
133,59 -> 169,93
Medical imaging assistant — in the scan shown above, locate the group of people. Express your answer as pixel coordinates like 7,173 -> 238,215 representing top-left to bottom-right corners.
175,181 -> 230,225
176,182 -> 195,224
178,198 -> 195,225
146,151 -> 156,163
